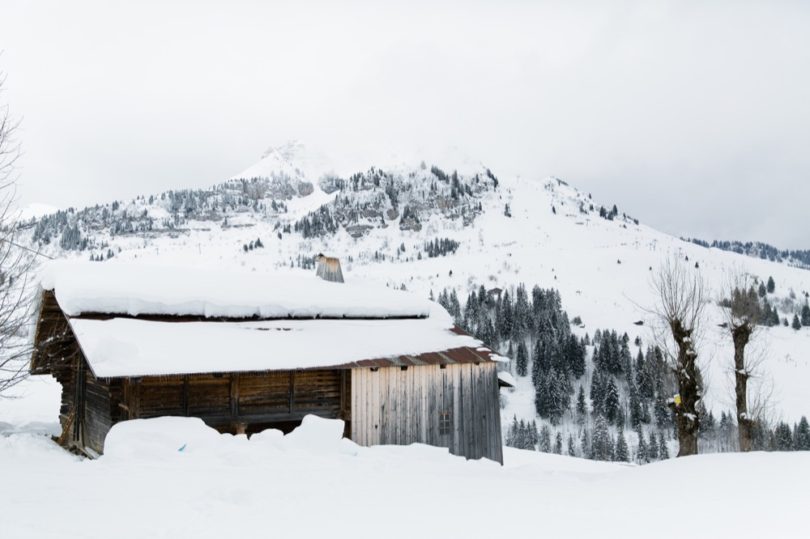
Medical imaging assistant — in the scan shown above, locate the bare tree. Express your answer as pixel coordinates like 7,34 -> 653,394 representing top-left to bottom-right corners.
719,273 -> 762,451
0,68 -> 34,397
649,256 -> 707,456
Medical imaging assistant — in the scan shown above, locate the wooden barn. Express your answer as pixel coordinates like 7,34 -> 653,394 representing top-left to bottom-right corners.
31,262 -> 506,463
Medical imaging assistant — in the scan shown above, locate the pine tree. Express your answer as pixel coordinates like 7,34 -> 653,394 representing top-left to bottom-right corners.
767,276 -> 775,294
773,422 -> 794,450
795,416 -> 810,450
576,386 -> 587,422
567,434 -> 576,457
615,429 -> 629,462
770,306 -> 780,326
539,425 -> 552,452
801,303 -> 810,327
629,382 -> 643,429
591,416 -> 611,461
516,341 -> 529,377
792,314 -> 802,330
758,282 -> 767,298
604,377 -> 621,425
529,420 -> 539,449
554,432 -> 563,454
659,433 -> 670,459
580,427 -> 591,459
506,415 -> 519,447
636,427 -> 649,463
648,431 -> 659,460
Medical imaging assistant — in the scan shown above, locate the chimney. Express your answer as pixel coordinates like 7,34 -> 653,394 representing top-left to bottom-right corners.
315,253 -> 344,283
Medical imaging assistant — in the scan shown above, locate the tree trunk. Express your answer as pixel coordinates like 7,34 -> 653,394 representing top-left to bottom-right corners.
732,325 -> 753,452
672,321 -> 700,456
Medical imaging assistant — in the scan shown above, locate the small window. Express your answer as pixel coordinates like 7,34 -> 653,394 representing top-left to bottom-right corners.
439,410 -> 452,435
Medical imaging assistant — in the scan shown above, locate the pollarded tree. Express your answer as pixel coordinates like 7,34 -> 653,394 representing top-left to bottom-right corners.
648,256 -> 707,456
720,276 -> 762,452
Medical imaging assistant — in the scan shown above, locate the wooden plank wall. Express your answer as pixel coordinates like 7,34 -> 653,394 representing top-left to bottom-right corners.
351,363 -> 503,464
128,369 -> 345,435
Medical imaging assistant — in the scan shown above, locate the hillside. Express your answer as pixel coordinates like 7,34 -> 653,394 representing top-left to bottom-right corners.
8,143 -> 810,459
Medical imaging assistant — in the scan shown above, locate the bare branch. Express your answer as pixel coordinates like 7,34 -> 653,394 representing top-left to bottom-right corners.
0,65 -> 34,396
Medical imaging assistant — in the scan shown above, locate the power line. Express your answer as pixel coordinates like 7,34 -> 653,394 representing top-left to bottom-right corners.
0,237 -> 54,259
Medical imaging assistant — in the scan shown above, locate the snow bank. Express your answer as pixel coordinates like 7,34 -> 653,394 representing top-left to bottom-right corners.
102,415 -> 355,460
2,423 -> 807,539
39,260 -> 433,319
103,417 -> 223,459
279,415 -> 357,454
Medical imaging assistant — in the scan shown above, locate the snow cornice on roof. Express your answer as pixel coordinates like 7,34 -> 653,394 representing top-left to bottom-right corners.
39,261 -> 434,321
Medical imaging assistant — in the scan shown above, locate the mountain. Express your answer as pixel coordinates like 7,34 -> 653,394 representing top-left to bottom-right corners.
14,143 -> 810,458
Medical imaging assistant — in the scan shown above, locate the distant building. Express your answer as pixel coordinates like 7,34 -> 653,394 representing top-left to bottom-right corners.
31,262 -> 504,463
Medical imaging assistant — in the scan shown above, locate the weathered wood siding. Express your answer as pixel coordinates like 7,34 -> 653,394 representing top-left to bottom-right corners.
122,369 -> 347,438
351,363 -> 503,464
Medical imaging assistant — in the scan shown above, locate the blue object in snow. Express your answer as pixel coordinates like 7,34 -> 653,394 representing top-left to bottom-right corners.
178,443 -> 187,452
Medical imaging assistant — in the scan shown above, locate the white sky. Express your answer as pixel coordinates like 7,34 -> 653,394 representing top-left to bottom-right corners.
1,0 -> 809,248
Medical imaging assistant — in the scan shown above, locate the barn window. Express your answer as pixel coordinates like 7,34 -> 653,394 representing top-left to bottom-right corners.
439,410 -> 452,435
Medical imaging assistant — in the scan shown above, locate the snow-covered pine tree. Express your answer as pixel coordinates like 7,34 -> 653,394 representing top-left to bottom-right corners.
615,429 -> 629,462
648,431 -> 659,460
539,425 -> 552,453
516,341 -> 528,377
591,416 -> 611,461
636,426 -> 649,463
659,433 -> 670,459
795,417 -> 810,450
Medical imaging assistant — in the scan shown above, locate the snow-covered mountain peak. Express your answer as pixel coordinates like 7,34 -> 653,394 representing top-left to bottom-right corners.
260,139 -> 306,162
231,140 -> 319,182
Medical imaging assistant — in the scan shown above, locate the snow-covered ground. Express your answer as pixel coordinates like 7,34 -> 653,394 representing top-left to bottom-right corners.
1,415 -> 807,539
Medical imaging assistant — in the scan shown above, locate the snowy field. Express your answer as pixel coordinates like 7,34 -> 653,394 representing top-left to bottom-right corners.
1,415 -> 808,539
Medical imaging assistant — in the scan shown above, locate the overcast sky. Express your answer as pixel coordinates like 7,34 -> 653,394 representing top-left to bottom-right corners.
1,1 -> 808,247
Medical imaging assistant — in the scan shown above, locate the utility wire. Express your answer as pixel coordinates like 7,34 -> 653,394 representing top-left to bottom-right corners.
0,237 -> 54,259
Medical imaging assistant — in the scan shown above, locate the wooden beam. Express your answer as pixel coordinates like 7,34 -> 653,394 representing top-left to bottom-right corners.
288,371 -> 295,414
182,376 -> 189,416
229,374 -> 239,420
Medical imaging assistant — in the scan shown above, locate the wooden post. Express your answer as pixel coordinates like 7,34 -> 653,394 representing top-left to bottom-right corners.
182,376 -> 189,416
288,371 -> 295,414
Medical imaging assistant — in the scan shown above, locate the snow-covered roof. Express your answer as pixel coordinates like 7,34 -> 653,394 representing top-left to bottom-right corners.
497,371 -> 516,388
68,315 -> 484,377
36,261 -> 494,376
40,261 -> 431,319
